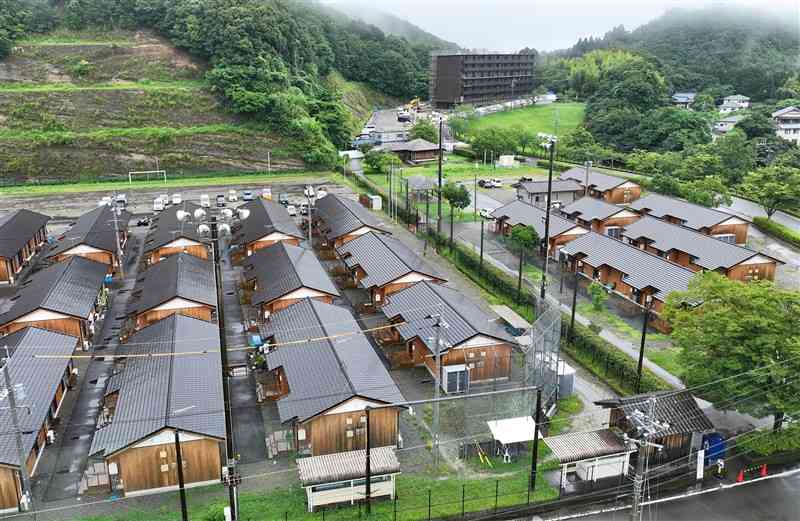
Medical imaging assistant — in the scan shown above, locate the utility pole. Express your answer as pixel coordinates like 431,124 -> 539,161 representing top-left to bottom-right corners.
111,194 -> 125,279
629,397 -> 668,521
437,118 -> 444,235
636,299 -> 654,393
174,429 -> 189,521
583,160 -> 592,197
365,406 -> 372,514
428,314 -> 448,468
540,135 -> 557,300
2,347 -> 32,513
479,217 -> 485,268
211,218 -> 240,521
529,388 -> 542,494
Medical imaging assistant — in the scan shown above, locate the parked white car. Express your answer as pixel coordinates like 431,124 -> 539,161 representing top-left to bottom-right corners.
200,194 -> 211,208
286,205 -> 297,216
171,193 -> 182,205
228,189 -> 238,202
153,198 -> 165,212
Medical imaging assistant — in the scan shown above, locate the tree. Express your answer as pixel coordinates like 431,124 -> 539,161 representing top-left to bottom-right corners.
470,127 -> 519,159
713,129 -> 755,184
512,126 -> 537,155
664,272 -> 800,431
675,152 -> 724,181
409,119 -> 438,144
739,166 -> 800,218
441,182 -> 470,247
589,282 -> 608,311
363,150 -> 393,176
647,174 -> 683,198
736,111 -> 776,140
508,225 -> 539,302
682,176 -> 733,207
635,107 -> 712,151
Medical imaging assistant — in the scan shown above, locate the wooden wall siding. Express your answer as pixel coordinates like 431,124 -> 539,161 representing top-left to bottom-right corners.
0,466 -> 20,510
549,234 -> 581,258
55,251 -> 114,268
603,185 -> 641,204
709,222 -> 749,244
300,407 -> 400,456
1,316 -> 84,340
726,262 -> 777,283
596,215 -> 641,234
437,343 -> 513,382
135,305 -> 214,330
0,259 -> 9,283
109,437 -> 222,493
264,295 -> 333,316
149,245 -> 209,265
249,237 -> 301,256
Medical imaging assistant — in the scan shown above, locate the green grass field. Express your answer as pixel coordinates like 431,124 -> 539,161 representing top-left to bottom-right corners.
466,102 -> 586,139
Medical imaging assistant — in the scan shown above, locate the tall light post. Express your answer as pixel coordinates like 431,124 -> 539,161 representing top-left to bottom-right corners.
177,205 -> 249,521
304,185 -> 316,245
537,133 -> 558,301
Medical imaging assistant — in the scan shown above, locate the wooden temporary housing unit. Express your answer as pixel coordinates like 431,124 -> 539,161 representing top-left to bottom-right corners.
336,232 -> 446,306
491,199 -> 589,259
375,138 -> 439,164
560,197 -> 641,238
48,205 -> 130,273
89,315 -> 225,495
126,253 -> 216,331
559,232 -> 696,332
559,167 -> 641,204
297,447 -> 401,512
142,203 -> 209,266
260,298 -> 404,456
0,328 -> 78,513
243,242 -> 339,321
0,210 -> 50,285
544,429 -> 633,496
596,391 -> 714,464
0,256 -> 108,347
628,194 -> 750,246
515,179 -> 584,208
621,216 -> 781,282
314,194 -> 391,249
381,281 -> 517,392
234,198 -> 304,259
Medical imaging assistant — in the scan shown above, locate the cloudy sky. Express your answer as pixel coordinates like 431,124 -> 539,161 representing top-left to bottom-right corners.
357,0 -> 800,51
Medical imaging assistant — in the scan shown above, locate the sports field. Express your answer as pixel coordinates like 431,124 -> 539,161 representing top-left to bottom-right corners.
466,102 -> 585,138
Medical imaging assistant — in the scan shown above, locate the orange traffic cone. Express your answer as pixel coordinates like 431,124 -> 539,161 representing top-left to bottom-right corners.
736,469 -> 744,482
760,464 -> 768,477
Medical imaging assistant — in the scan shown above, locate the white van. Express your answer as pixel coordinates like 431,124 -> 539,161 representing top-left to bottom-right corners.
153,198 -> 165,212
200,194 -> 211,208
228,190 -> 238,202
172,193 -> 182,205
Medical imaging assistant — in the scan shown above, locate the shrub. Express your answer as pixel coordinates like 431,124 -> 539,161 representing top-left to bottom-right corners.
738,423 -> 800,457
753,216 -> 800,249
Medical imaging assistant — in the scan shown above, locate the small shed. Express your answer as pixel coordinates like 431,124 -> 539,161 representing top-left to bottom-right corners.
297,447 -> 401,512
544,429 -> 632,495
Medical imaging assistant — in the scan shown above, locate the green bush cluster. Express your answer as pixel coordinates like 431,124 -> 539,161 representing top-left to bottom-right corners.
753,217 -> 800,249
738,423 -> 800,457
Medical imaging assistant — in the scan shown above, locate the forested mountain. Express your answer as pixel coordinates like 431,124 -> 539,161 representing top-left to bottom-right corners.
540,7 -> 799,100
1,0 -> 437,169
328,2 -> 460,50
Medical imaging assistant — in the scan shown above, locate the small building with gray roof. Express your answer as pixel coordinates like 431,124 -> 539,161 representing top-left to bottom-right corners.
559,232 -> 697,332
515,179 -> 584,208
620,216 -> 780,282
314,195 -> 390,249
628,193 -> 750,245
89,314 -> 224,495
559,167 -> 641,204
375,138 -> 439,164
491,199 -> 588,258
48,205 -> 130,274
259,298 -> 404,456
336,232 -> 446,306
561,197 -> 641,237
0,327 -> 79,511
0,209 -> 50,285
242,242 -> 339,320
142,203 -> 209,266
381,281 -> 517,393
234,198 -> 304,259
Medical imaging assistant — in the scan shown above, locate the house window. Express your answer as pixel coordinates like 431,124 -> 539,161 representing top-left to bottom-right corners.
713,234 -> 736,244
605,226 -> 622,239
297,429 -> 307,441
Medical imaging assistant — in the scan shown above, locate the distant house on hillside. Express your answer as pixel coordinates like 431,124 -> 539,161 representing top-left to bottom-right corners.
713,115 -> 743,139
772,106 -> 800,144
719,94 -> 750,114
671,92 -> 696,109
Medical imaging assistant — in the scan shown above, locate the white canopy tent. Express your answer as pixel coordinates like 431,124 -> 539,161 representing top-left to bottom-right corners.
486,416 -> 537,445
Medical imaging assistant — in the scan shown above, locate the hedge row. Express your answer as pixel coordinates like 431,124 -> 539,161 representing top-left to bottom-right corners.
753,216 -> 800,249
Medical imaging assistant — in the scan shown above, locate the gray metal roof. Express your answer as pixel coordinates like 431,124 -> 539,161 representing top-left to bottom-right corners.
406,176 -> 438,192
621,216 -> 776,271
336,232 -> 445,290
518,179 -> 583,195
0,327 -> 77,467
89,315 -> 224,457
127,253 -> 216,315
559,232 -> 695,301
48,205 -> 130,258
297,447 -> 400,486
598,390 -> 714,438
491,199 -> 583,238
627,194 -> 744,231
561,197 -> 628,222
243,242 -> 339,307
772,106 -> 799,118
377,138 -> 438,153
236,199 -> 303,245
0,209 -> 50,259
559,167 -> 631,192
381,281 -> 516,353
261,299 -> 404,423
143,203 -> 206,255
544,429 -> 629,464
0,256 -> 107,326
315,195 -> 390,241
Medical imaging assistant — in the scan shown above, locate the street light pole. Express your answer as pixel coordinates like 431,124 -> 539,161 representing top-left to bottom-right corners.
529,388 -> 542,494
538,134 -> 557,301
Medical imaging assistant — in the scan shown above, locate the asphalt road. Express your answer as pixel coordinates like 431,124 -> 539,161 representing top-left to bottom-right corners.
574,472 -> 800,521
719,197 -> 800,233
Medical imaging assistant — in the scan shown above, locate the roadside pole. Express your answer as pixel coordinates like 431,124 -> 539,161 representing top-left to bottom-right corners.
539,134 -> 557,300
111,194 -> 125,279
437,118 -> 444,235
2,347 -> 32,513
365,406 -> 372,514
174,429 -> 189,521
529,388 -> 542,495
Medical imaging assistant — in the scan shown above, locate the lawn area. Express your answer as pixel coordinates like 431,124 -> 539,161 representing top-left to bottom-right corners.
410,154 -> 549,181
647,347 -> 684,378
363,172 -> 474,223
0,171 -> 331,197
547,395 -> 585,436
465,102 -> 586,139
576,302 -> 670,344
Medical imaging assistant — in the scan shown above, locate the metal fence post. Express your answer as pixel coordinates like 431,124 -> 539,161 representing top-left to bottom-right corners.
393,494 -> 397,521
462,484 -> 466,519
494,480 -> 499,512
428,489 -> 432,520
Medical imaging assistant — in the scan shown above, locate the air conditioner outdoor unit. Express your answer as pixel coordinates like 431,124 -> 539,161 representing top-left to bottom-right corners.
46,430 -> 56,444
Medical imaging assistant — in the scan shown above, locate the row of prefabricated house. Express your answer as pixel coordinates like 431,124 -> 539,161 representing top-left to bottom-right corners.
495,178 -> 781,331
